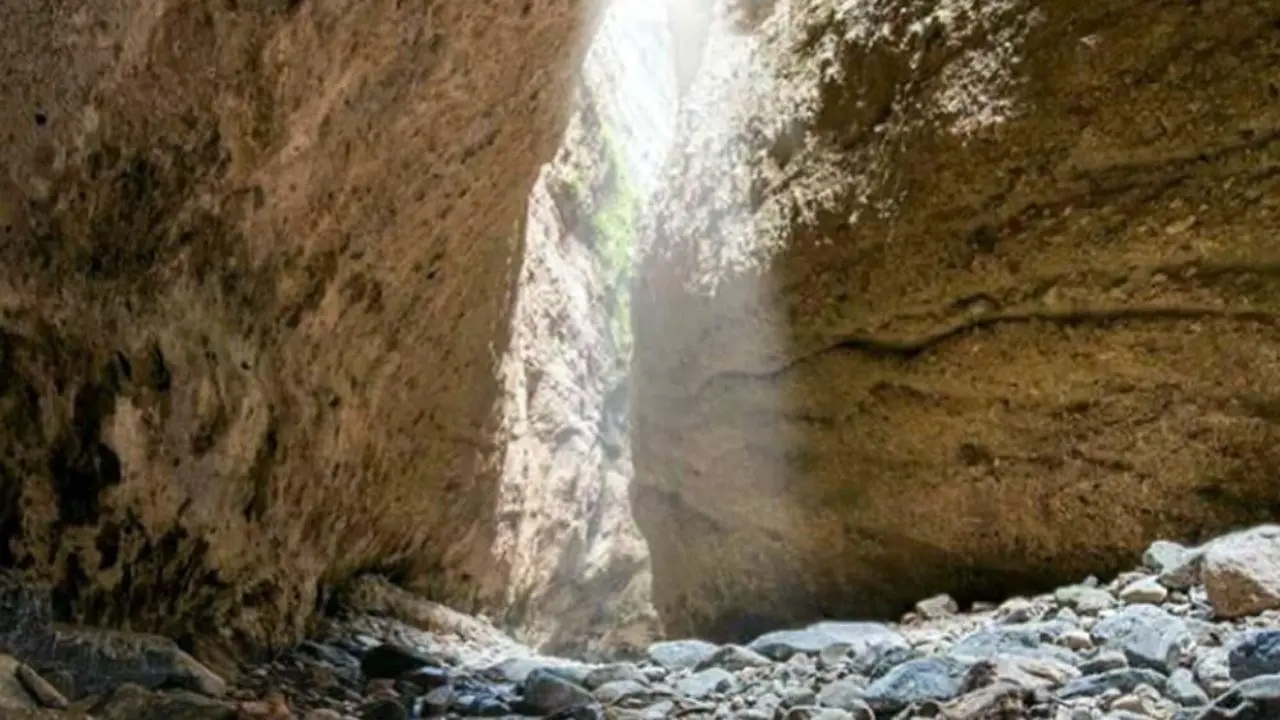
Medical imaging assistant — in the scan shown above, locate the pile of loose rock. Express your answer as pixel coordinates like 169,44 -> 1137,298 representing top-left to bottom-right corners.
7,525 -> 1280,719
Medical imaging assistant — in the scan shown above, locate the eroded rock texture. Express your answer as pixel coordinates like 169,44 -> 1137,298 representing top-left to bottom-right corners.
0,0 -> 592,653
632,0 -> 1280,641
495,3 -> 675,660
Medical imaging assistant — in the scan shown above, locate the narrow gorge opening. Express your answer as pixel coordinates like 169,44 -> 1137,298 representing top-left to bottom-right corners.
492,0 -> 686,660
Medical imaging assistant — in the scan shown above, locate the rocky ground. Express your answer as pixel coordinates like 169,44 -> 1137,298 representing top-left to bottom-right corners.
7,525 -> 1280,719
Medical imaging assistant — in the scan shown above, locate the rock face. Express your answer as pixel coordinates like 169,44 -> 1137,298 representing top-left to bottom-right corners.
632,0 -> 1280,641
494,0 -> 676,659
0,0 -> 594,653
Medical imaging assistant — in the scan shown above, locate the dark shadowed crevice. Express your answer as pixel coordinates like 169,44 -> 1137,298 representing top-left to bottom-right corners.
49,381 -> 123,528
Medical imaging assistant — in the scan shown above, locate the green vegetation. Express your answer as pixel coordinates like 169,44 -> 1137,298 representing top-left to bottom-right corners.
590,125 -> 640,359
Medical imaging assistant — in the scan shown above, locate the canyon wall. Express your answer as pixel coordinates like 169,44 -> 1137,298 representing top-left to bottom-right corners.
495,1 -> 677,660
0,0 -> 595,655
632,0 -> 1280,641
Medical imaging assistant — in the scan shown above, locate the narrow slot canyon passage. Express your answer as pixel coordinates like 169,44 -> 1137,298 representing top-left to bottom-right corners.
491,0 -> 678,661
1,0 -> 1280,718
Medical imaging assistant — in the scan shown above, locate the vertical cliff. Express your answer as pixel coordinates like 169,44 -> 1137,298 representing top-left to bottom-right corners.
632,0 -> 1280,640
0,0 -> 596,655
493,0 -> 683,660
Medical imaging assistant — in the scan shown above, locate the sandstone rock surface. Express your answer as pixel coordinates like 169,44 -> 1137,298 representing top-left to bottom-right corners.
492,0 -> 682,659
0,0 -> 593,653
496,110 -> 658,660
632,0 -> 1280,641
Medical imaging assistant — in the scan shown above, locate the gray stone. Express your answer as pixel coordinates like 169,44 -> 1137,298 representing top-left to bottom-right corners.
1195,673 -> 1280,719
817,643 -> 851,670
781,685 -> 817,707
695,644 -> 772,672
1228,630 -> 1280,681
522,668 -> 595,714
1161,550 -> 1207,591
749,623 -> 907,665
646,640 -> 718,670
987,653 -> 1080,690
592,679 -> 653,705
415,686 -> 452,717
1167,668 -> 1211,707
860,656 -> 970,714
1091,604 -> 1193,673
1195,647 -> 1235,698
816,677 -> 866,711
674,668 -> 736,699
583,663 -> 645,689
1057,668 -> 1168,699
1079,650 -> 1129,675
1146,541 -> 1193,575
484,656 -> 591,685
783,708 -> 862,720
951,623 -> 1080,666
995,598 -> 1041,624
641,700 -> 674,719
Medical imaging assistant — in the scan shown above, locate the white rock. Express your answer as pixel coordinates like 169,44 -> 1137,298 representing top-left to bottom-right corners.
914,593 -> 959,620
1193,646 -> 1234,698
1060,628 -> 1095,651
1202,525 -> 1280,618
1144,540 -> 1191,574
1119,577 -> 1169,605
996,597 -> 1039,624
1055,584 -> 1115,615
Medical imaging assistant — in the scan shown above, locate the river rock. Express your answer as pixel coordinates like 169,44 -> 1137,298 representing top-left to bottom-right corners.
1091,604 -> 1193,673
1228,631 -> 1280,681
1202,527 -> 1280,619
1058,668 -> 1168,700
646,640 -> 718,670
522,668 -> 594,715
860,656 -> 969,714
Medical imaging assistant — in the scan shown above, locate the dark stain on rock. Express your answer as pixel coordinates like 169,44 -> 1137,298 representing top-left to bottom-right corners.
49,378 -> 122,528
145,343 -> 171,393
243,421 -> 279,522
968,224 -> 998,254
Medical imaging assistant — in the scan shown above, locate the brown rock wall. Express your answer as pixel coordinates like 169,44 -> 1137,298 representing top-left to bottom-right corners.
0,0 -> 593,653
632,0 -> 1280,640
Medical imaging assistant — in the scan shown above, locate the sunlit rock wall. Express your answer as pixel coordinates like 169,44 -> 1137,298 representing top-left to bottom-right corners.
633,0 -> 1280,641
494,0 -> 680,659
